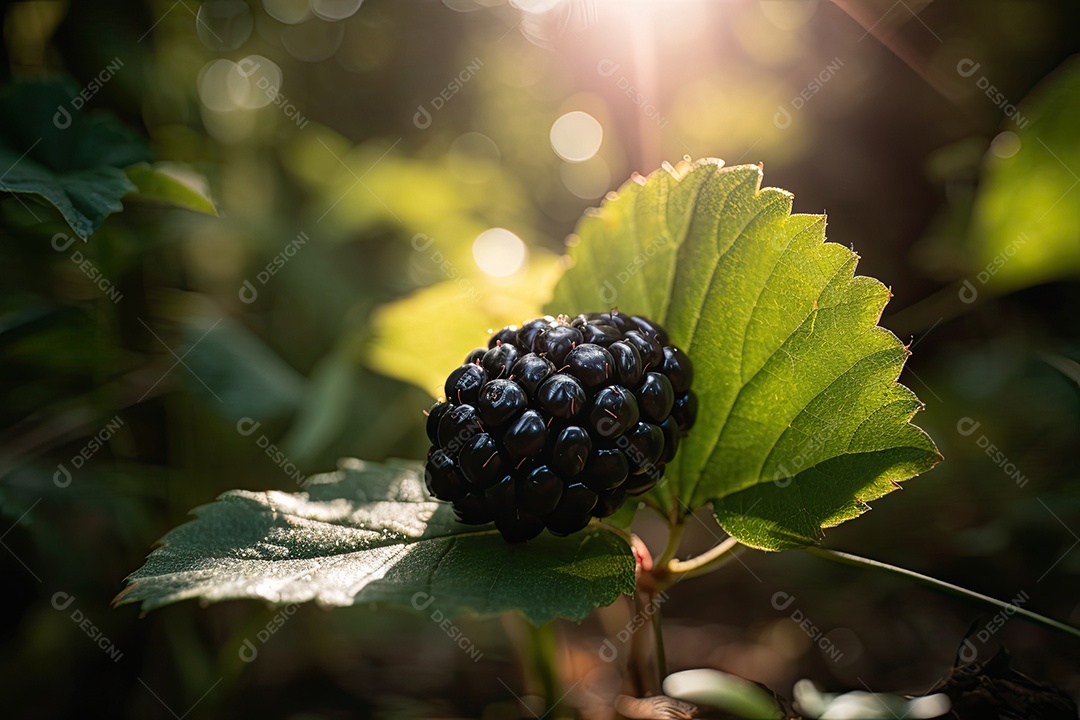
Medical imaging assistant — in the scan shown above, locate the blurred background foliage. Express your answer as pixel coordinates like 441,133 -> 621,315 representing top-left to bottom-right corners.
0,0 -> 1078,718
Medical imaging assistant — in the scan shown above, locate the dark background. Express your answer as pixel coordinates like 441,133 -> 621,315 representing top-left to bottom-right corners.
1,0 -> 1078,718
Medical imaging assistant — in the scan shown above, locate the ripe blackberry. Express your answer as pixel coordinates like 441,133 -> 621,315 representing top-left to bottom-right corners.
424,312 -> 697,542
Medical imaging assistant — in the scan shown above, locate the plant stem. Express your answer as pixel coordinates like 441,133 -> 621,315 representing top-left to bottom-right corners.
592,519 -> 633,545
629,591 -> 655,695
528,621 -> 562,716
805,547 -> 1080,640
651,593 -> 667,683
667,536 -> 741,579
655,522 -> 685,569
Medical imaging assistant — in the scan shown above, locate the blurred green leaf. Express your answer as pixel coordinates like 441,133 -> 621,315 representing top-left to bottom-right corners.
549,160 -> 940,550
663,668 -> 783,719
369,255 -> 563,398
0,79 -> 151,238
968,55 -> 1080,293
124,164 -> 217,216
116,459 -> 635,624
281,349 -> 355,463
180,315 -> 305,422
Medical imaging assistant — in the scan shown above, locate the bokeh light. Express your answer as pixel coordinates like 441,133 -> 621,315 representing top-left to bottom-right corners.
510,0 -> 566,14
312,0 -> 365,22
990,130 -> 1022,159
195,0 -> 253,51
263,0 -> 312,24
472,228 -> 527,277
549,110 -> 603,162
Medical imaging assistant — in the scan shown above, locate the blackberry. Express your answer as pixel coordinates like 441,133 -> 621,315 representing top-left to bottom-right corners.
424,313 -> 696,542
477,379 -> 527,426
636,372 -> 674,423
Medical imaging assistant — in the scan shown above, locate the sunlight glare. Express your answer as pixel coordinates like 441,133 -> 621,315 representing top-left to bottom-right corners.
550,111 -> 603,162
473,228 -> 527,277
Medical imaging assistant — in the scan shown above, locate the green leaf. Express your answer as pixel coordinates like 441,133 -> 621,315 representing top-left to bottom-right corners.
548,160 -> 940,550
179,315 -> 305,421
967,56 -> 1080,294
115,459 -> 635,624
125,164 -> 217,216
663,669 -> 784,719
281,348 -> 355,462
0,79 -> 151,239
369,254 -> 563,398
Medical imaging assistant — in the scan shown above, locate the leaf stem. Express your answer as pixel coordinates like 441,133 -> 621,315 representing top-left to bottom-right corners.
805,547 -> 1080,641
592,519 -> 633,546
667,536 -> 742,579
655,522 -> 686,569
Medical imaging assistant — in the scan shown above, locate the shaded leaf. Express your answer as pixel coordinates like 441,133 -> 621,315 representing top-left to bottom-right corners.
179,314 -> 305,421
0,79 -> 151,238
116,459 -> 635,624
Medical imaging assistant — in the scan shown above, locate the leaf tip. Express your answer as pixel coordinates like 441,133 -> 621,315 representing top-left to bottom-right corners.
111,582 -> 139,610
